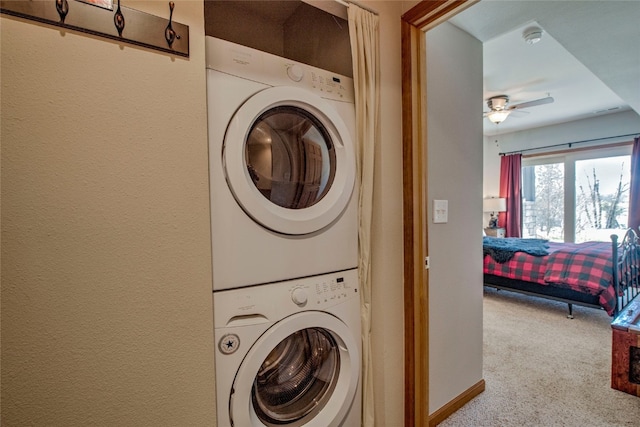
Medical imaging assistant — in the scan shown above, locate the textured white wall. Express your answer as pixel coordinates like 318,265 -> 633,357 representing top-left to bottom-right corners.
426,22 -> 484,414
495,109 -> 640,155
482,109 -> 640,208
2,1 -> 414,425
1,1 -> 216,425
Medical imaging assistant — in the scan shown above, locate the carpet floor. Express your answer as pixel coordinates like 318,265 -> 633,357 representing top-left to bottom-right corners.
439,287 -> 640,426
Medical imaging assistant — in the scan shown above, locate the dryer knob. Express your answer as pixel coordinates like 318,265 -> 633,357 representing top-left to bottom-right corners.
291,288 -> 308,306
287,64 -> 304,82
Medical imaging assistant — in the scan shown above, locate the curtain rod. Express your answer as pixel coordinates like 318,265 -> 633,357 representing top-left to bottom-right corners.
334,0 -> 379,15
499,133 -> 639,156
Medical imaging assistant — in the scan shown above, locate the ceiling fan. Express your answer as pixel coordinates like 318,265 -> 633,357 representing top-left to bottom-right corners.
484,94 -> 554,124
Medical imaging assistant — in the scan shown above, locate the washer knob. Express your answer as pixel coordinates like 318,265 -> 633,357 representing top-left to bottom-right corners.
291,287 -> 308,306
287,64 -> 304,82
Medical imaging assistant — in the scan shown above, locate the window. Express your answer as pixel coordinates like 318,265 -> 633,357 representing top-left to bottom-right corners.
522,161 -> 565,241
575,155 -> 630,242
522,146 -> 631,243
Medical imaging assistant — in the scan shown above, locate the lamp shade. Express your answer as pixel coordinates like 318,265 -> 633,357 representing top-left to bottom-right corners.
483,197 -> 507,212
487,110 -> 510,124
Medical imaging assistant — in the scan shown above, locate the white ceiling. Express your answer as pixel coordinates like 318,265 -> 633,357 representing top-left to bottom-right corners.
448,0 -> 640,136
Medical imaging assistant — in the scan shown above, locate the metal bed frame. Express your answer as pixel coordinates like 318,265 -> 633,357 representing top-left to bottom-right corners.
484,228 -> 640,319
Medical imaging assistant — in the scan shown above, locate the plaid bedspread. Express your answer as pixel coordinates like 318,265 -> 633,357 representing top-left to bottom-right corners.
484,241 -> 617,315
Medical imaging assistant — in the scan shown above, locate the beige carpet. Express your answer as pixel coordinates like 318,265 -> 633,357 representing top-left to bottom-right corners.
439,288 -> 640,426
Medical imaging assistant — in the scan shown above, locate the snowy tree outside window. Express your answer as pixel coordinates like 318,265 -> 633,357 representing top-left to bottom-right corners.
521,150 -> 631,243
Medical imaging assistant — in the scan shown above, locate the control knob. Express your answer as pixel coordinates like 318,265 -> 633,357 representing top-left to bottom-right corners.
291,287 -> 308,306
287,64 -> 304,82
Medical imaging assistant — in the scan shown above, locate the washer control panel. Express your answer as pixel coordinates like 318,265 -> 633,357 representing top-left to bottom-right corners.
289,271 -> 358,310
213,269 -> 359,329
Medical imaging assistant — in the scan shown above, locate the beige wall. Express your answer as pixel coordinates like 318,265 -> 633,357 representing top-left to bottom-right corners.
1,0 -> 412,425
360,2 -> 407,424
426,22 -> 484,413
1,1 -> 216,425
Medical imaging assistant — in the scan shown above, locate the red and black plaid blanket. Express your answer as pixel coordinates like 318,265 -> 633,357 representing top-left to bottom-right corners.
484,241 -> 616,315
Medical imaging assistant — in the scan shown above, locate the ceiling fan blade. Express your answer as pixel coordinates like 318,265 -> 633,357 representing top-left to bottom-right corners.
508,96 -> 554,110
510,110 -> 529,117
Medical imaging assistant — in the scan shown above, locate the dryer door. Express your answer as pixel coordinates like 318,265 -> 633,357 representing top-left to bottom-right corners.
230,311 -> 360,427
223,86 -> 355,235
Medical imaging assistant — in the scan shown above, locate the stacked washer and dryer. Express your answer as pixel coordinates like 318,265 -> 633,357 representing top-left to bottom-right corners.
206,34 -> 361,427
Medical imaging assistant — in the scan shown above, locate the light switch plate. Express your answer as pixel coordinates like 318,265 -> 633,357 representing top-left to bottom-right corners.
433,199 -> 448,223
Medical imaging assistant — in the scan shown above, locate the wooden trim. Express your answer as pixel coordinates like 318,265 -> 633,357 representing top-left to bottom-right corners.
402,0 -> 477,29
401,17 -> 427,427
401,1 -> 479,426
428,380 -> 486,426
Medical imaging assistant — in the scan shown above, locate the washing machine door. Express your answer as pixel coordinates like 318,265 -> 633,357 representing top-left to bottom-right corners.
223,86 -> 355,235
230,311 -> 359,427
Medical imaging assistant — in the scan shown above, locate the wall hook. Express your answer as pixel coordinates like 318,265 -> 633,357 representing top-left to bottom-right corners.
114,0 -> 125,37
55,0 -> 69,23
2,0 -> 189,57
164,1 -> 181,49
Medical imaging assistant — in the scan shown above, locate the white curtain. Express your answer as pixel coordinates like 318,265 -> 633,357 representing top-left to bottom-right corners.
348,5 -> 379,427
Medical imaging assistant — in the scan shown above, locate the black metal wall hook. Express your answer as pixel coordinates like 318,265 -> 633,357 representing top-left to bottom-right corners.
1,0 -> 189,57
164,1 -> 181,49
114,0 -> 125,37
55,0 -> 69,23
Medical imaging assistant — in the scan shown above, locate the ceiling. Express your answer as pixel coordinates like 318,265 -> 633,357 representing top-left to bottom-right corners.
448,0 -> 640,136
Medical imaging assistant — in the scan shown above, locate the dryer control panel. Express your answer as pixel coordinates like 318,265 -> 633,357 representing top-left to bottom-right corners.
205,36 -> 355,103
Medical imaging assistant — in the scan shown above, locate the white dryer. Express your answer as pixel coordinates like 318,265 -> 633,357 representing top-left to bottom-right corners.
206,36 -> 358,291
214,269 -> 361,427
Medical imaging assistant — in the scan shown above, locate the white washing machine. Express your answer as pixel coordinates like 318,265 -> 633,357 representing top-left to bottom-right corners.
206,36 -> 358,291
214,269 -> 361,427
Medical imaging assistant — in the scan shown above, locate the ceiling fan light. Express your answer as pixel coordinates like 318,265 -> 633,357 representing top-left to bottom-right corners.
523,26 -> 543,45
488,110 -> 510,124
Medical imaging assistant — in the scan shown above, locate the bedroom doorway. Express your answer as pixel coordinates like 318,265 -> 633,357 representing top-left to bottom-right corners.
403,2 -> 636,426
401,1 -> 479,426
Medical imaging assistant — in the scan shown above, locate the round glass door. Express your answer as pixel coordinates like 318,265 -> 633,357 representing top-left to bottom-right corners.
230,311 -> 359,427
223,86 -> 355,235
252,328 -> 340,425
246,107 -> 336,211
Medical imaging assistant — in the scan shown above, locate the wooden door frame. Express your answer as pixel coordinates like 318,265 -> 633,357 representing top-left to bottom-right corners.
401,2 -> 478,426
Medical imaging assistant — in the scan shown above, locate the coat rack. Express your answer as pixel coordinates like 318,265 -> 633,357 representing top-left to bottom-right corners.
0,0 -> 189,57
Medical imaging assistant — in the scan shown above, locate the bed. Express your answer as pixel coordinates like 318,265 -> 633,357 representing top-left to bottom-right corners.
483,228 -> 640,318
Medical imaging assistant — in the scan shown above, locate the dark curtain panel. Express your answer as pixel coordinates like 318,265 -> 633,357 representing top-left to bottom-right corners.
499,154 -> 522,237
629,137 -> 640,230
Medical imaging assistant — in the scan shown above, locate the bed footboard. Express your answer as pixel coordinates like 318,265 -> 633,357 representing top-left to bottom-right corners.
612,228 -> 640,317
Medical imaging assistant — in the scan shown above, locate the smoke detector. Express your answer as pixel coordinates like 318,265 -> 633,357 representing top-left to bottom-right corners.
522,26 -> 543,45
